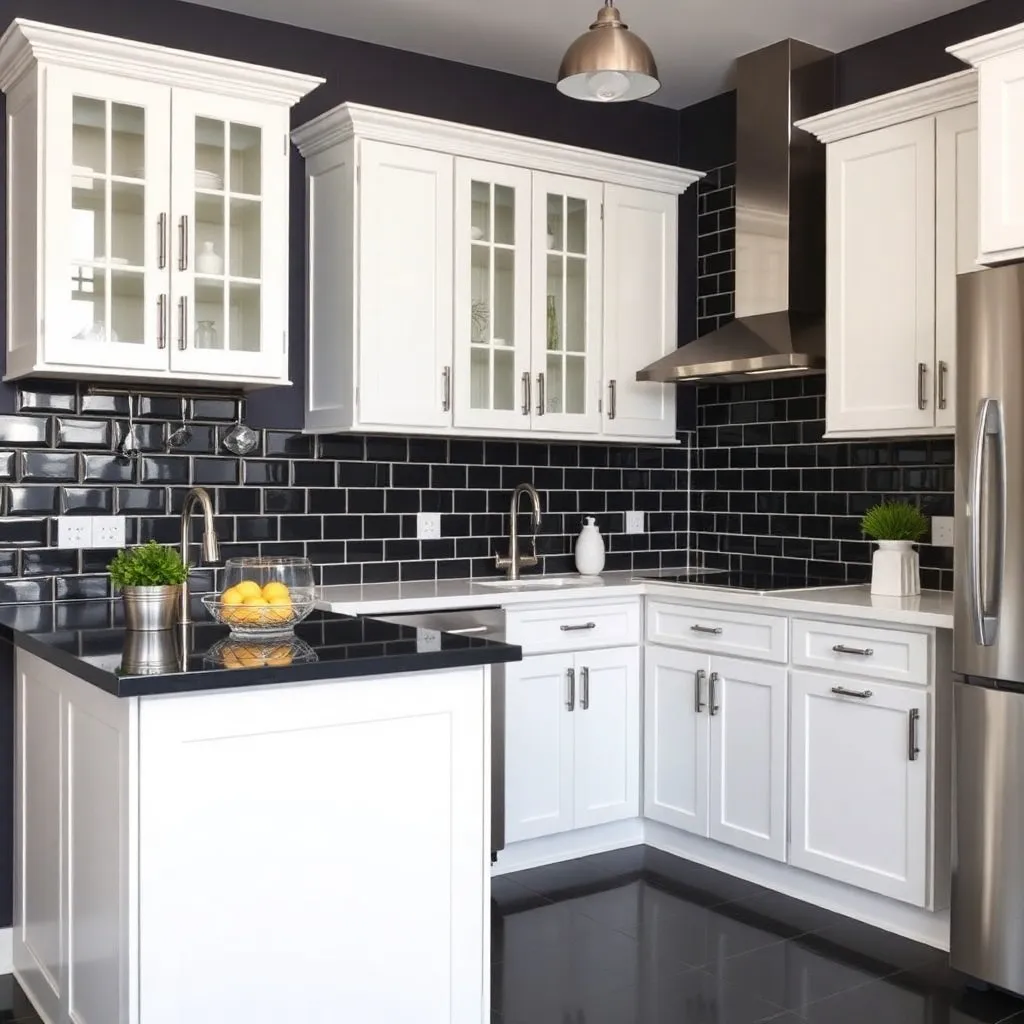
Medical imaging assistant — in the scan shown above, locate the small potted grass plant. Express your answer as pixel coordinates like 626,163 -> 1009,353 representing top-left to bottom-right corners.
860,501 -> 929,597
108,541 -> 190,631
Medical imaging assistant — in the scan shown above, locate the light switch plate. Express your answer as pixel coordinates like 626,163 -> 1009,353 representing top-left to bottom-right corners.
56,516 -> 92,549
417,512 -> 442,540
931,516 -> 954,548
92,515 -> 126,549
625,511 -> 645,535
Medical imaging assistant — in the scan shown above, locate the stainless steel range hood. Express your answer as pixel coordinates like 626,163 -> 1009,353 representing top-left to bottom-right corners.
637,39 -> 835,384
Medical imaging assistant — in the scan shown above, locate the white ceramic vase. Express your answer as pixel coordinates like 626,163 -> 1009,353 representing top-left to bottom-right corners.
575,517 -> 605,576
870,540 -> 920,597
196,241 -> 224,275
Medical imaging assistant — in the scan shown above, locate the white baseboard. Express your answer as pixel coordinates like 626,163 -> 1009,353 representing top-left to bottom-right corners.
492,819 -> 643,875
643,822 -> 951,951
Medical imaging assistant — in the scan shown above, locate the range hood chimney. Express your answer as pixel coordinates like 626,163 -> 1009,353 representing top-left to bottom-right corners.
637,39 -> 835,384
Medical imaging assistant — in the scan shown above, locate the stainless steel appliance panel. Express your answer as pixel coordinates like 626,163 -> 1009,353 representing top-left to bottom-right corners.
951,680 -> 1024,990
954,266 -> 1024,683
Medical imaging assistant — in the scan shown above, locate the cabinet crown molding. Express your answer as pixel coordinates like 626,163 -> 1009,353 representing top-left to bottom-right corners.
796,70 -> 977,143
948,22 -> 1024,65
292,102 -> 702,194
0,19 -> 324,104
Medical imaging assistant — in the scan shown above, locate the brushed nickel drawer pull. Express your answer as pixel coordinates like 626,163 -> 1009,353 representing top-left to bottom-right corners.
157,212 -> 168,270
566,667 -> 575,712
691,624 -> 723,635
917,362 -> 927,410
832,644 -> 874,657
694,668 -> 706,714
580,666 -> 590,710
441,366 -> 451,412
608,379 -> 617,420
521,371 -> 531,416
938,360 -> 949,410
708,671 -> 720,716
156,294 -> 167,350
908,708 -> 920,761
831,686 -> 873,699
560,622 -> 596,632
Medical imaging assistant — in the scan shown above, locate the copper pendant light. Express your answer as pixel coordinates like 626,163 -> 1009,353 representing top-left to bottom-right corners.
557,0 -> 660,103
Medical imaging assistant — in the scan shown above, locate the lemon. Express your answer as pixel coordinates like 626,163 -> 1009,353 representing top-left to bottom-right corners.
235,580 -> 262,600
262,581 -> 290,603
267,600 -> 293,623
242,595 -> 270,625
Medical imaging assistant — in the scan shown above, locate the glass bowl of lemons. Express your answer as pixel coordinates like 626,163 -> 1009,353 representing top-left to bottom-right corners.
201,556 -> 317,638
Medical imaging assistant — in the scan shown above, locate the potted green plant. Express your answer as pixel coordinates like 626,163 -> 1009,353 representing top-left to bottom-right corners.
860,501 -> 929,597
108,541 -> 190,631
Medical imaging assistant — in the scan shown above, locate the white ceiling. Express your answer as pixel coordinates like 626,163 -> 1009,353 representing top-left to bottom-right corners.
184,0 -> 983,108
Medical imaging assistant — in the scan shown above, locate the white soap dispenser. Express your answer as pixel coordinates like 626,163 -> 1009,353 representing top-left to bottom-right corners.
575,516 -> 606,576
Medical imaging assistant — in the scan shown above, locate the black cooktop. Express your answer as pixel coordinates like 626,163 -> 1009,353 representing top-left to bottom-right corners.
635,571 -> 859,593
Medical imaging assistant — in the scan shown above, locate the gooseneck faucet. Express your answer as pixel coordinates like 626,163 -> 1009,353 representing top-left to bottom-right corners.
495,483 -> 542,581
179,487 -> 220,624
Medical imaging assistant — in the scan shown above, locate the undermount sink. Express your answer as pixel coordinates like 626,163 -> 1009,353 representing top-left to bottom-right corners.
477,577 -> 595,590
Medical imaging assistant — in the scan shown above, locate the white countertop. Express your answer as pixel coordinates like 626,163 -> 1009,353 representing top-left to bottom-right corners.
318,572 -> 954,629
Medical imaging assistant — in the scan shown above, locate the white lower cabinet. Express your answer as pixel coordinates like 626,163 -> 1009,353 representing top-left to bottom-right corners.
505,646 -> 640,844
643,645 -> 788,863
789,670 -> 929,905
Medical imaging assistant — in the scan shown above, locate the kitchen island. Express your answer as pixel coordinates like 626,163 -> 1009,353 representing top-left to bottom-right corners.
0,603 -> 520,1024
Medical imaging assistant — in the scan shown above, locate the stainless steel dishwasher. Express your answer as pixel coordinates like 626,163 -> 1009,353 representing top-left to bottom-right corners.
374,607 -> 506,859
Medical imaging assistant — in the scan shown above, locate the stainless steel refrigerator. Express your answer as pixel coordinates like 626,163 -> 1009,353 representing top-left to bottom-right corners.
951,264 -> 1024,992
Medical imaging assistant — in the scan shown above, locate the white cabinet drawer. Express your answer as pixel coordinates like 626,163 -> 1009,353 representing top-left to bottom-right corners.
791,619 -> 929,686
646,601 -> 788,663
505,600 -> 640,655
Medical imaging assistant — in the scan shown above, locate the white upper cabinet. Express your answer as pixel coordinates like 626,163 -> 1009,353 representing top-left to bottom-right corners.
454,159 -> 532,433
603,186 -> 678,440
950,24 -> 1024,264
531,173 -> 604,434
0,19 -> 322,387
797,72 -> 978,439
293,103 -> 699,442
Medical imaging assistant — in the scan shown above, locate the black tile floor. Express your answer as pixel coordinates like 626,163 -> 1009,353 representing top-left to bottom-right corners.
492,847 -> 1024,1024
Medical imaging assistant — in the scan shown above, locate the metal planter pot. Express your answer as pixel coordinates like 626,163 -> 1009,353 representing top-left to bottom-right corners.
122,585 -> 181,632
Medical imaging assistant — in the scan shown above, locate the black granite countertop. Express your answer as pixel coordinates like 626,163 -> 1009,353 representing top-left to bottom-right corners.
0,600 -> 521,698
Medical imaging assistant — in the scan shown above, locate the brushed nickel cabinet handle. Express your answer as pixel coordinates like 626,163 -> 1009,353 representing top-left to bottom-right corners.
580,666 -> 590,710
177,296 -> 188,350
608,379 -> 617,420
908,708 -> 920,761
938,360 -> 948,410
560,622 -> 596,632
157,212 -> 168,270
831,686 -> 873,699
917,362 -> 927,410
178,215 -> 189,271
521,371 -> 531,416
694,668 -> 706,714
157,294 -> 167,349
566,667 -> 575,712
708,671 -> 720,716
691,624 -> 723,635
442,366 -> 451,412
832,644 -> 874,657
536,372 -> 546,416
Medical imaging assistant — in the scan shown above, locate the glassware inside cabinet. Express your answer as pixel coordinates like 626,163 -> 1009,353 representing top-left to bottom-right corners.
70,96 -> 148,347
192,116 -> 263,355
469,179 -> 517,412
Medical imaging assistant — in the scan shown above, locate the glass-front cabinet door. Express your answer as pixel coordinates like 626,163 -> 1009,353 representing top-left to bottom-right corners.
43,69 -> 171,372
531,174 -> 603,433
168,90 -> 288,381
453,160 -> 533,432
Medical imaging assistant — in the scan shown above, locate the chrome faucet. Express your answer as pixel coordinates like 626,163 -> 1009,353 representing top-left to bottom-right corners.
179,487 -> 220,624
495,483 -> 542,581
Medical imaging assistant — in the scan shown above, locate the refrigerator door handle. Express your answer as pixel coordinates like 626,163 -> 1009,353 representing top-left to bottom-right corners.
968,398 -> 1004,647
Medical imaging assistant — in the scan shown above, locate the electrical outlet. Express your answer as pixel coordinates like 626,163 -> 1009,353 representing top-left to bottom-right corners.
417,512 -> 442,540
625,511 -> 645,535
92,515 -> 126,549
931,516 -> 954,548
56,516 -> 92,549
